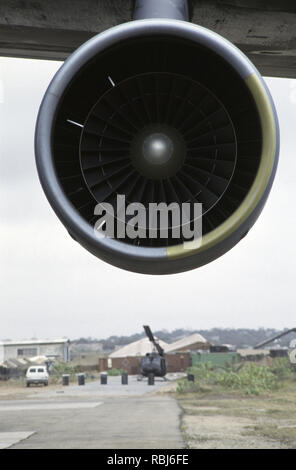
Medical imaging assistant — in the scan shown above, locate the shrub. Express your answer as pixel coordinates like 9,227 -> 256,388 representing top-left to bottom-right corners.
177,362 -> 279,396
51,362 -> 77,382
269,357 -> 295,380
216,363 -> 278,395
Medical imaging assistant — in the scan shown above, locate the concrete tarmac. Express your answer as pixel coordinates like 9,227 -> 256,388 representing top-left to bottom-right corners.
0,377 -> 184,449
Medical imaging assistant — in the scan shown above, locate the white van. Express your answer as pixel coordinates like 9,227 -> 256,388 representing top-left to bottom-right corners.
26,366 -> 49,387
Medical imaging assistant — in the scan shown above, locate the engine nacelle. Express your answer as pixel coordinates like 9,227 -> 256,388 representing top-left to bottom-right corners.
290,349 -> 296,365
35,3 -> 279,274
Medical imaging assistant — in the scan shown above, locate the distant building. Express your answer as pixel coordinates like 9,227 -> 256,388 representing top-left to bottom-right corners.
237,348 -> 270,358
109,337 -> 169,359
0,339 -> 70,363
165,333 -> 211,353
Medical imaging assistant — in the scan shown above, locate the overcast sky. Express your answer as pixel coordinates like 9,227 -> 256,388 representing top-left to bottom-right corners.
0,57 -> 295,341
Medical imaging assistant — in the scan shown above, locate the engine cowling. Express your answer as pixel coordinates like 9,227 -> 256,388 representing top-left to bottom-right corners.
35,18 -> 279,274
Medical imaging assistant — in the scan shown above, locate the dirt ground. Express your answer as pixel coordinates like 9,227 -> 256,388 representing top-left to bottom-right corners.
177,383 -> 296,449
0,379 -> 72,400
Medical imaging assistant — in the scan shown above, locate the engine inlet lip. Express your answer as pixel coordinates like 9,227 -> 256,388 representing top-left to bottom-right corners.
35,19 -> 279,273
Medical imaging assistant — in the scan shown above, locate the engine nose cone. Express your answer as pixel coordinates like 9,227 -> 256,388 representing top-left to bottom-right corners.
142,133 -> 174,165
129,123 -> 186,180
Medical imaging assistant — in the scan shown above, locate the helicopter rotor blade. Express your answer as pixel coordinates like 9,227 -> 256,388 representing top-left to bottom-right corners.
143,325 -> 164,356
143,325 -> 155,342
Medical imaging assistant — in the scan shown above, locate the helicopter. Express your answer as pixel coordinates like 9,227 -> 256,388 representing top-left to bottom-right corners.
138,325 -> 167,381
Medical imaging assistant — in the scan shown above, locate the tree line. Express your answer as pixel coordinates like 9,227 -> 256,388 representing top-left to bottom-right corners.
72,327 -> 295,351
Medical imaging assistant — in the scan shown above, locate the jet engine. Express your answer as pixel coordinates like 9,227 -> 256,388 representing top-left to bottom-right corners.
35,0 -> 279,274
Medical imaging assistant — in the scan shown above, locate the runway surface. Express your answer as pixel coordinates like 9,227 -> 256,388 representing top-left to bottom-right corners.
0,376 -> 184,449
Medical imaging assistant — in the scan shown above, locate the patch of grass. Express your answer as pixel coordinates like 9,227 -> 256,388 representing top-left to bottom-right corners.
270,358 -> 296,381
177,383 -> 212,394
177,378 -> 296,449
244,424 -> 296,447
0,377 -> 26,388
193,436 -> 213,443
265,408 -> 283,415
177,362 -> 279,396
107,368 -> 127,376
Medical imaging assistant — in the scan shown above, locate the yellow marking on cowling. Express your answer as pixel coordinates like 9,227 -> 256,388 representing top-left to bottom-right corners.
167,72 -> 277,259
